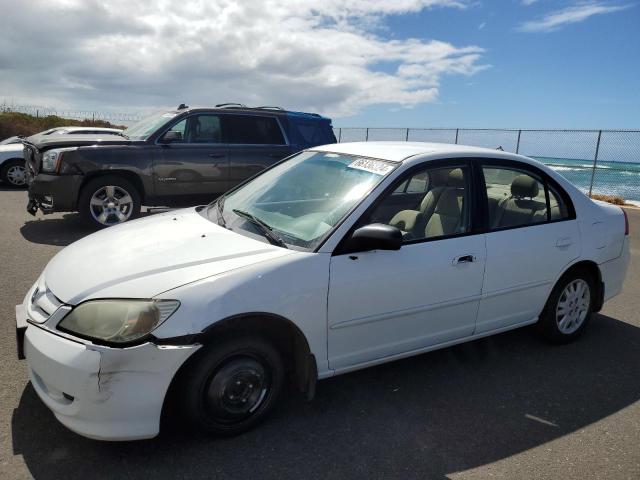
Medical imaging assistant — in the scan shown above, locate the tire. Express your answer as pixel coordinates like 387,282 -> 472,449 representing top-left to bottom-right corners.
537,268 -> 595,344
180,336 -> 285,437
78,175 -> 141,228
0,159 -> 27,188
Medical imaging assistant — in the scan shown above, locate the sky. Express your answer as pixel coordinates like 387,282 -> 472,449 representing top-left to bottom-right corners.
0,0 -> 638,128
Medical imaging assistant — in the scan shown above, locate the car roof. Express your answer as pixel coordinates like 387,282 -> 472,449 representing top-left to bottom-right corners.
311,141 -> 510,162
169,106 -> 330,120
59,126 -> 122,132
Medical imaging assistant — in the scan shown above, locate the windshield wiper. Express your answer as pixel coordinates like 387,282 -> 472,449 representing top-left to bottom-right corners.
232,209 -> 288,249
118,132 -> 130,139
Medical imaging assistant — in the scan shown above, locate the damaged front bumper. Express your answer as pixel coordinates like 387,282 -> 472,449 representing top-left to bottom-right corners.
23,326 -> 200,441
26,174 -> 83,215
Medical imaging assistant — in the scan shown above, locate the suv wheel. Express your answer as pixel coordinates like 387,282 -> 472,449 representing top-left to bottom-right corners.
0,159 -> 27,187
79,175 -> 141,228
180,336 -> 285,436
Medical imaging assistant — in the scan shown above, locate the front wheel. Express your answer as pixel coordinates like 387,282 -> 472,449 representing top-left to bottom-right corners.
180,337 -> 285,436
78,175 -> 141,228
537,269 -> 594,344
0,159 -> 27,187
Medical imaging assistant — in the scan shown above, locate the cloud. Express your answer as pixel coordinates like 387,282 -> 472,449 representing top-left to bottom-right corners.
521,0 -> 540,5
518,1 -> 632,32
0,0 -> 487,117
478,21 -> 486,29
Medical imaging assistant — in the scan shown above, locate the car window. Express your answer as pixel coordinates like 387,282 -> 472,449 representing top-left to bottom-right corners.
483,167 -> 548,229
367,165 -> 471,242
187,115 -> 222,143
549,184 -> 570,221
223,115 -> 285,145
166,119 -> 187,142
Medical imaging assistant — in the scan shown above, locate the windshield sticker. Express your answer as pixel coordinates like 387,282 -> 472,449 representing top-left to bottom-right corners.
347,158 -> 394,176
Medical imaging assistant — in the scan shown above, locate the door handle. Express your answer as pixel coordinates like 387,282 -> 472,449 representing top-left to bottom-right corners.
556,237 -> 573,248
209,153 -> 225,158
453,254 -> 475,265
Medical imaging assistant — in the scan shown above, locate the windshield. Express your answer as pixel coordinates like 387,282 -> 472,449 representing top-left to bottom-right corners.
208,151 -> 397,250
122,111 -> 178,140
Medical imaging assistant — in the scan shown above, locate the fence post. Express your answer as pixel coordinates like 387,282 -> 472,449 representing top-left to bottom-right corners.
588,130 -> 602,197
405,128 -> 409,142
455,128 -> 459,144
516,130 -> 522,154
365,128 -> 369,141
337,128 -> 342,143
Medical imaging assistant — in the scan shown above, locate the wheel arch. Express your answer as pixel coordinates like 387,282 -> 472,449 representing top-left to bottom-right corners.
79,170 -> 146,203
164,312 -> 317,411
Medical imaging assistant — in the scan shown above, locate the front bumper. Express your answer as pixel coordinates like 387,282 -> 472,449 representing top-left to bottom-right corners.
24,325 -> 199,441
27,174 -> 83,214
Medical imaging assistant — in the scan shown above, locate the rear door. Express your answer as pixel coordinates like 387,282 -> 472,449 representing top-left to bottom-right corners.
223,114 -> 291,189
154,114 -> 230,199
475,160 -> 580,333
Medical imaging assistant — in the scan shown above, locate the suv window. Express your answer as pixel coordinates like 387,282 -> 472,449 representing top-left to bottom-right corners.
483,166 -> 570,229
186,115 -> 222,143
367,165 -> 471,242
224,115 -> 285,145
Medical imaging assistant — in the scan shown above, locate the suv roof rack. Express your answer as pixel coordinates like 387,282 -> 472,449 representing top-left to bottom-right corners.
255,106 -> 284,111
216,103 -> 248,108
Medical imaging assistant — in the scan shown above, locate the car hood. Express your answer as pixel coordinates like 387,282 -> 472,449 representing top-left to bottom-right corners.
44,208 -> 294,304
25,133 -> 132,150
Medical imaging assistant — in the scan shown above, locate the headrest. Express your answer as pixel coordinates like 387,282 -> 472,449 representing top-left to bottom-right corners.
447,168 -> 465,188
511,174 -> 539,198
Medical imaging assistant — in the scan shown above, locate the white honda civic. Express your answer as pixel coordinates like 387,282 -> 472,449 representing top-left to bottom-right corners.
16,142 -> 630,441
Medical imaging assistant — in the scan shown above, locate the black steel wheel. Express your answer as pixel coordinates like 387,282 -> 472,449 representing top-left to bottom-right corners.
181,336 -> 284,436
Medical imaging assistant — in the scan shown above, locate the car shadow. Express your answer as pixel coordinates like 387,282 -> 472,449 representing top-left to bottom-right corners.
12,314 -> 640,479
19,211 -> 161,247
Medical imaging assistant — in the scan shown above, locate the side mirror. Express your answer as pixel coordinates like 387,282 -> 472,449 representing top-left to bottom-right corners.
347,223 -> 402,253
160,130 -> 183,143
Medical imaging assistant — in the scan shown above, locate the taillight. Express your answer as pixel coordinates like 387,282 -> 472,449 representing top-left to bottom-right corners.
622,207 -> 629,236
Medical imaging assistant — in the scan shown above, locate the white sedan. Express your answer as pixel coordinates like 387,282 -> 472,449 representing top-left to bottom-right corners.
16,142 -> 630,440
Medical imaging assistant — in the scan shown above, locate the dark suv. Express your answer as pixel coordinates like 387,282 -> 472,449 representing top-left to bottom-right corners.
23,105 -> 336,227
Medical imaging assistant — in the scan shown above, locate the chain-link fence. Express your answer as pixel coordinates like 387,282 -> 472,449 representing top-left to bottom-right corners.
333,128 -> 640,203
0,102 -> 141,124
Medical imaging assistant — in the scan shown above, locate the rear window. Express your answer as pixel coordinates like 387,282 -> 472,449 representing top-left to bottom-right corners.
223,115 -> 285,145
287,117 -> 336,147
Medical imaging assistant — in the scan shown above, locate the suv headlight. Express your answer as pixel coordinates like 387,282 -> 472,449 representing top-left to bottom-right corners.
58,299 -> 180,344
41,147 -> 78,173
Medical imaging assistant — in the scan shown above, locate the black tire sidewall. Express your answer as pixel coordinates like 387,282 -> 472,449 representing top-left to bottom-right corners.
0,159 -> 26,188
181,336 -> 285,437
78,175 -> 141,228
539,269 -> 595,343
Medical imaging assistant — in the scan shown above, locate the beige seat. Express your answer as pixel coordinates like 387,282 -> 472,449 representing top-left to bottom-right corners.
390,168 -> 465,238
492,175 -> 547,228
424,187 -> 465,237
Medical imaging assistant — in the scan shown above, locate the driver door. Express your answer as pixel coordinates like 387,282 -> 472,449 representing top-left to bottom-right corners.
327,162 -> 486,371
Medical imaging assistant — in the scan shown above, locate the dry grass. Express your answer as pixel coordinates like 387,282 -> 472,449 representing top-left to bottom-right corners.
0,112 -> 126,139
590,193 -> 628,206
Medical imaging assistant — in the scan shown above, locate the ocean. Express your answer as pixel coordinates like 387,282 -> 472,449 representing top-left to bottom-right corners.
534,157 -> 640,202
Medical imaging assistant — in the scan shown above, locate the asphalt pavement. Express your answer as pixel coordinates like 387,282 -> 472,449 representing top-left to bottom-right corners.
1,186 -> 639,479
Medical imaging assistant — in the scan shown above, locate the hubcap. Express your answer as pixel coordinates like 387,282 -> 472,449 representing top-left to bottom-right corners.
89,185 -> 134,226
6,164 -> 26,186
556,279 -> 590,334
205,356 -> 269,424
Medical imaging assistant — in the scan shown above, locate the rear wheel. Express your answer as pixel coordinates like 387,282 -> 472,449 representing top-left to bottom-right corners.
180,336 -> 284,436
78,175 -> 141,228
0,159 -> 27,187
537,269 -> 594,343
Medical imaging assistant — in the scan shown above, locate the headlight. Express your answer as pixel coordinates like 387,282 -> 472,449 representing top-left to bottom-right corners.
41,147 -> 77,173
58,299 -> 180,343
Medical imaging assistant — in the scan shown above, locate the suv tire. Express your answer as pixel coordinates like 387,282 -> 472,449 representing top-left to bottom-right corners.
79,175 -> 141,228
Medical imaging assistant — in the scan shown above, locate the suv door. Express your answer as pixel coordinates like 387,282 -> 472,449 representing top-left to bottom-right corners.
475,160 -> 580,333
154,114 -> 230,200
223,114 -> 292,188
327,162 -> 486,371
